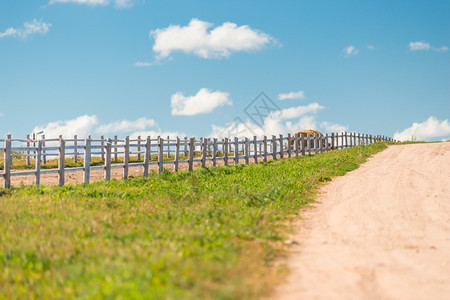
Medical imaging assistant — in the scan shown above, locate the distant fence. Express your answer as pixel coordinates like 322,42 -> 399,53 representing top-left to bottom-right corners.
1,132 -> 394,188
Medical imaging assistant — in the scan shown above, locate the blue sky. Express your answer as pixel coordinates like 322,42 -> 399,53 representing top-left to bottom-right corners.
1,0 -> 449,141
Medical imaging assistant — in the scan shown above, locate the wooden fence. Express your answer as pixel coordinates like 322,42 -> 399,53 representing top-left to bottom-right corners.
1,132 -> 394,188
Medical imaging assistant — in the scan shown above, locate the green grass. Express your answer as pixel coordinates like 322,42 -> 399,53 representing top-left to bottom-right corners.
0,143 -> 388,299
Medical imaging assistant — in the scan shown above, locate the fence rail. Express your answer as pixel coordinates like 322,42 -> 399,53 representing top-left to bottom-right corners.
1,132 -> 394,188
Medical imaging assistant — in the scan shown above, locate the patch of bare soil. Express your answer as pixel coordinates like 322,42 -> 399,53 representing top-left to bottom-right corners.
273,142 -> 450,300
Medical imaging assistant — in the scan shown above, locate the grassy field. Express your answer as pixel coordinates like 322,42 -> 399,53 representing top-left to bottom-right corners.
0,142 -> 388,299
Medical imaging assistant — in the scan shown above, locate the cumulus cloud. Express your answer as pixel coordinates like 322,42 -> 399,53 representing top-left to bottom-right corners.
0,19 -> 51,39
130,130 -> 186,140
171,88 -> 232,116
48,0 -> 134,8
150,18 -> 272,59
393,116 -> 450,141
320,121 -> 348,133
96,117 -> 157,134
210,103 -> 346,139
275,102 -> 324,120
409,41 -> 431,51
343,45 -> 358,56
32,115 -> 180,139
33,115 -> 99,139
435,46 -> 449,52
114,0 -> 133,8
278,90 -> 305,100
49,0 -> 108,5
134,61 -> 153,67
409,41 -> 448,52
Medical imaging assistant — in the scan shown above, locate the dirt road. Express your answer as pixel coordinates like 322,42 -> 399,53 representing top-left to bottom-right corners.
273,142 -> 450,300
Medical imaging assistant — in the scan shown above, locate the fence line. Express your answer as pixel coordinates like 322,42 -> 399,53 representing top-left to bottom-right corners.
1,132 -> 394,188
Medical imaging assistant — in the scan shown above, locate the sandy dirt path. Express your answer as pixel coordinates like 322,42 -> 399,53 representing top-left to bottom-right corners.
273,142 -> 450,300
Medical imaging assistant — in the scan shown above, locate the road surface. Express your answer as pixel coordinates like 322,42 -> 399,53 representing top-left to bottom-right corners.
273,142 -> 450,300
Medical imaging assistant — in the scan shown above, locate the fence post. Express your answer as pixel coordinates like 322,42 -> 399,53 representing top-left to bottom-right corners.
158,136 -> 164,174
349,132 -> 353,148
307,134 -> 312,155
137,135 -> 141,161
234,137 -> 239,165
42,134 -> 46,165
188,137 -> 195,171
224,138 -> 229,166
114,135 -> 118,162
263,136 -> 268,162
143,136 -> 151,177
272,135 -> 277,160
83,138 -> 91,184
279,134 -> 284,159
325,133 -> 329,152
244,137 -> 249,164
345,131 -> 348,148
253,136 -> 258,164
201,138 -> 207,168
294,134 -> 299,157
174,137 -> 180,172
287,133 -> 292,158
212,138 -> 217,167
300,135 -> 305,156
123,136 -> 129,179
101,135 -> 105,161
3,134 -> 11,188
184,137 -> 188,157
331,132 -> 335,150
58,135 -> 65,187
314,134 -> 319,154
104,139 -> 111,180
35,140 -> 42,186
353,133 -> 356,146
73,135 -> 78,163
26,134 -> 30,166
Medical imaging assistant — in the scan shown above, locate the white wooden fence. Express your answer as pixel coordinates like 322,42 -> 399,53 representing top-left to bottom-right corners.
1,132 -> 394,188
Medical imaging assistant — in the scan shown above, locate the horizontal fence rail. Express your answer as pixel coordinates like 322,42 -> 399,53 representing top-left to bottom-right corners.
1,132 -> 394,188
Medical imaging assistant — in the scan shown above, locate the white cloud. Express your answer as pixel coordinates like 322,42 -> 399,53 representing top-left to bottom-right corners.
171,88 -> 232,116
278,90 -> 305,101
150,18 -> 272,59
49,0 -> 134,8
130,130 -> 187,140
96,117 -> 157,134
409,41 -> 448,52
393,116 -> 450,141
49,0 -> 108,5
0,19 -> 51,39
210,102 -> 346,138
33,115 -> 99,139
409,41 -> 431,51
114,0 -> 133,8
343,45 -> 358,56
275,102 -> 324,120
367,44 -> 375,50
32,115 -> 173,139
0,112 -> 4,117
435,46 -> 449,52
320,121 -> 348,133
134,61 -> 153,67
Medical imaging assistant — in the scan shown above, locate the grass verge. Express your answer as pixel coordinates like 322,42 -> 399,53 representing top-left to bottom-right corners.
0,142 -> 388,299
